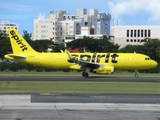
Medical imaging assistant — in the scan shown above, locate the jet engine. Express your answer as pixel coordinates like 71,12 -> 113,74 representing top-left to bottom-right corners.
92,66 -> 114,75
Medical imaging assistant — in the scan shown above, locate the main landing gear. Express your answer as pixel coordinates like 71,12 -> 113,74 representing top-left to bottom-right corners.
82,68 -> 90,77
135,70 -> 139,78
82,71 -> 89,77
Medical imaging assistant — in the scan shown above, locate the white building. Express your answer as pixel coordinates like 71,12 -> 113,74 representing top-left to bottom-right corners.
33,8 -> 111,43
112,26 -> 160,48
34,13 -> 63,42
0,21 -> 19,34
59,8 -> 99,37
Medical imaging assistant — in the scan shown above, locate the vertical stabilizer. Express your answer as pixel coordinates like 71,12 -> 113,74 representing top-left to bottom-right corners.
8,28 -> 36,54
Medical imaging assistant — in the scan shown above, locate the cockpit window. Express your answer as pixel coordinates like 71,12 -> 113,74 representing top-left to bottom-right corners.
145,58 -> 151,60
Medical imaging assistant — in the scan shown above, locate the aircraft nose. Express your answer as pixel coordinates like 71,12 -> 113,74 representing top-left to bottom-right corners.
152,60 -> 158,68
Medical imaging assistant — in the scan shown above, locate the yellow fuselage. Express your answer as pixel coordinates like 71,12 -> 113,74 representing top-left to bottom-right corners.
6,52 -> 157,71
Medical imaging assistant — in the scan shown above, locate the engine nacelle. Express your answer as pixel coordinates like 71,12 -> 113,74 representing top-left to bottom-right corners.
95,66 -> 114,75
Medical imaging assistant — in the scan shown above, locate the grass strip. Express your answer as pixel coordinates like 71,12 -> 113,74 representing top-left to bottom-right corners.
0,82 -> 160,94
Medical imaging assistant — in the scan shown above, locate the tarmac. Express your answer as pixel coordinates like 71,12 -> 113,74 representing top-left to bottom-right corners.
0,76 -> 160,82
0,76 -> 160,120
0,94 -> 160,120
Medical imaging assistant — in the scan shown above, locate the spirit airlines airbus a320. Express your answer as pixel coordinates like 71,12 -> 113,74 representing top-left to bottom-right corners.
5,28 -> 157,77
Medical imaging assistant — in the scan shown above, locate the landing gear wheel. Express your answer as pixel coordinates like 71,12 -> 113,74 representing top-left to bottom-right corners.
135,70 -> 139,78
82,72 -> 89,77
135,73 -> 139,78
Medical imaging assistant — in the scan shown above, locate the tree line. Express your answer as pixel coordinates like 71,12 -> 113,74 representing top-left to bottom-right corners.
0,30 -> 160,72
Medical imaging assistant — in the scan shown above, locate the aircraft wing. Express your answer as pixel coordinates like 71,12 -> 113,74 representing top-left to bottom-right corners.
66,50 -> 105,69
77,60 -> 100,69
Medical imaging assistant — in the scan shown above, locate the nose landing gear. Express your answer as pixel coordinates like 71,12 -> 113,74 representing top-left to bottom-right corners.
135,70 -> 139,78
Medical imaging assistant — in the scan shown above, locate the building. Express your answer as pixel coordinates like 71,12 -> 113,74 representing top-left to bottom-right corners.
0,21 -> 19,34
34,13 -> 63,42
111,26 -> 160,48
33,8 -> 111,43
97,13 -> 111,35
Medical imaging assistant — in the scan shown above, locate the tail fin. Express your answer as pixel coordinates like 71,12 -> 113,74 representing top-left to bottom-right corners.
8,28 -> 37,54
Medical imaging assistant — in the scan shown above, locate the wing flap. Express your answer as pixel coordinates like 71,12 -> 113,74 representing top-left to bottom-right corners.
78,60 -> 100,68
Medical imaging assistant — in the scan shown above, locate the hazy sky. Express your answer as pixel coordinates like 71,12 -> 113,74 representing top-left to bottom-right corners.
1,0 -> 160,34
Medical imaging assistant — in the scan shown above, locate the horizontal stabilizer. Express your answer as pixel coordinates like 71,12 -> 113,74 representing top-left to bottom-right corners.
5,54 -> 26,60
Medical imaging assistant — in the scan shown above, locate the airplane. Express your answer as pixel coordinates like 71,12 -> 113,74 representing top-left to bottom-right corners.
4,28 -> 157,77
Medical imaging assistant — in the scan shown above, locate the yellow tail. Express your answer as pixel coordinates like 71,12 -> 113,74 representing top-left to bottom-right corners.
8,28 -> 36,54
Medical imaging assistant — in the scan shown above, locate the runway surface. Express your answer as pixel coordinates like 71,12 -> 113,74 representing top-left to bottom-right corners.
0,76 -> 160,119
31,93 -> 160,104
0,95 -> 160,120
0,76 -> 160,82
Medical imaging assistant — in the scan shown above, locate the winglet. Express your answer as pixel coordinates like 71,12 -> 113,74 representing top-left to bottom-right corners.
66,50 -> 77,63
65,49 -> 73,59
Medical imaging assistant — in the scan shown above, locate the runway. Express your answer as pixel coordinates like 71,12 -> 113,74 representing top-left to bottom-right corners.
0,95 -> 160,120
0,76 -> 160,119
0,76 -> 160,82
31,93 -> 160,104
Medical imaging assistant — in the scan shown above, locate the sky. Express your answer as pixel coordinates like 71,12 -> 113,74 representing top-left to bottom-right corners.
1,0 -> 160,34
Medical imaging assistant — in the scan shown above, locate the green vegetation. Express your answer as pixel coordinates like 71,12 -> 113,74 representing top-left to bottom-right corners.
66,35 -> 119,52
0,81 -> 160,94
0,71 -> 80,76
0,72 -> 159,94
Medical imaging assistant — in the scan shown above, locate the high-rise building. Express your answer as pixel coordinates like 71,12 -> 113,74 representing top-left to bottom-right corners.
97,13 -> 111,35
34,13 -> 63,42
33,9 -> 111,43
